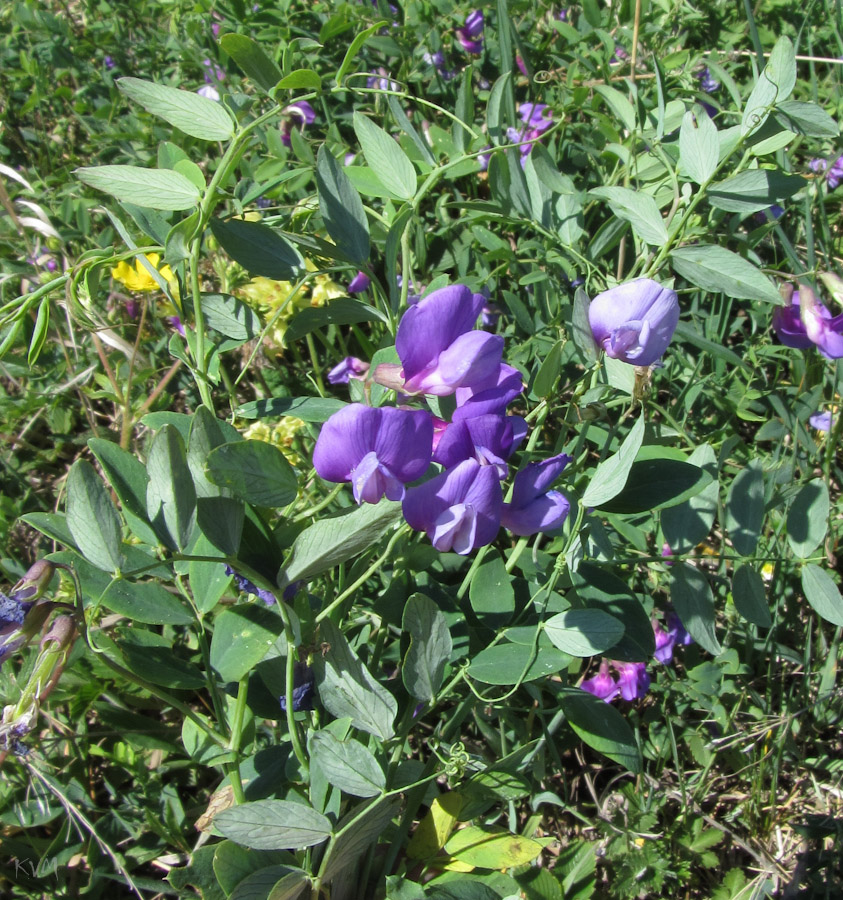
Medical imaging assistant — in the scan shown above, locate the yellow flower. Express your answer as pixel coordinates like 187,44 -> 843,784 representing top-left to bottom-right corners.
311,275 -> 346,307
243,417 -> 306,465
111,253 -> 176,293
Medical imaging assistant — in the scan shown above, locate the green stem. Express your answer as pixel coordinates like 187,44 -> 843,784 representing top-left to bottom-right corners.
279,601 -> 308,771
226,677 -> 249,805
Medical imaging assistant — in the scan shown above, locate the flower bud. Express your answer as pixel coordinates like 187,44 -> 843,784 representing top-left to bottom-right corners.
11,560 -> 55,603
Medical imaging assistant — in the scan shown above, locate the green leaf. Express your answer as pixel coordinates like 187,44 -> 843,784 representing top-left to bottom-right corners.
571,286 -> 598,361
670,563 -> 722,655
544,609 -> 624,657
146,425 -> 197,551
353,112 -> 416,201
237,396 -> 347,423
661,443 -> 719,552
309,731 -> 385,798
774,100 -> 839,137
117,77 -> 234,140
560,689 -> 641,772
742,36 -> 796,136
670,245 -> 781,304
599,455 -> 713,514
334,21 -> 386,87
102,579 -> 193,626
66,460 -> 123,572
215,800 -> 332,851
594,84 -> 636,132
787,478 -> 829,558
212,843 -> 292,896
487,72 -> 513,146
532,340 -> 563,397
20,512 -> 78,552
313,619 -> 397,740
452,67 -> 475,154
316,146 -> 370,264
581,415 -> 645,508
88,438 -> 158,546
189,540 -> 232,615
679,109 -> 719,185
801,564 -> 843,627
76,165 -> 201,211
202,293 -> 262,341
209,218 -> 304,281
220,33 -> 283,93
708,170 -> 806,214
279,501 -> 403,587
444,826 -> 545,869
402,593 -> 452,701
469,552 -> 515,629
114,627 -> 205,688
229,866 -> 309,900
27,298 -> 49,366
320,797 -> 400,883
210,604 -> 285,683
590,187 -> 667,245
276,69 -> 322,90
284,298 -> 386,343
572,563 -> 655,662
731,564 -> 772,628
467,642 -> 570,685
205,440 -> 298,508
724,458 -> 764,557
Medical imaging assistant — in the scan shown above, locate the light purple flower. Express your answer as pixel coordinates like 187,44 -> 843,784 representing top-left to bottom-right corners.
653,621 -> 675,664
696,66 -> 720,93
366,69 -> 399,91
501,453 -> 571,536
581,660 -> 619,702
104,55 -> 115,69
614,662 -> 650,700
588,278 -> 680,366
433,414 -> 527,478
328,356 -> 369,385
556,8 -> 568,20
281,101 -> 316,147
456,10 -> 484,54
809,158 -> 828,174
772,284 -> 814,350
347,271 -> 371,293
518,102 -> 553,135
810,410 -> 833,432
393,285 -> 504,396
202,58 -> 226,84
453,363 -> 524,421
402,459 -> 502,554
798,284 -> 843,359
197,85 -> 220,102
827,155 -> 843,190
168,316 -> 186,336
313,404 -> 433,504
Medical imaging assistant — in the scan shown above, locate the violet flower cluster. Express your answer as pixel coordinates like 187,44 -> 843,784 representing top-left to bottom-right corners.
809,155 -> 843,190
312,284 -> 572,554
581,614 -> 692,702
280,101 -> 316,147
772,283 -> 843,360
455,10 -> 484,54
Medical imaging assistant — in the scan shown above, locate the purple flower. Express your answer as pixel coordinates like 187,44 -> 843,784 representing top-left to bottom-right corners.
225,565 -> 276,606
588,278 -> 680,366
104,55 -> 115,69
772,284 -> 814,350
328,356 -> 370,385
753,205 -> 784,224
809,158 -> 829,174
197,85 -> 220,101
125,297 -> 140,319
456,10 -> 484,54
366,69 -> 399,91
393,285 -> 504,396
828,156 -> 843,190
481,304 -> 501,328
556,8 -> 568,20
202,58 -> 226,84
653,621 -> 675,664
666,611 -> 693,647
453,364 -> 524,420
280,661 -> 315,712
403,459 -> 503,554
518,102 -> 553,135
581,660 -> 619,702
347,271 -> 371,293
281,101 -> 316,147
810,410 -> 833,432
501,453 -> 571,536
313,404 -> 433,504
433,414 -> 527,478
798,284 -> 843,359
696,66 -> 720,93
167,316 -> 186,336
614,662 -> 650,700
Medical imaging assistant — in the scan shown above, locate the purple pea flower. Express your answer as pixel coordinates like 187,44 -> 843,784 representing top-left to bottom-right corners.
772,284 -> 814,350
809,158 -> 828,174
313,404 -> 433,504
280,101 -> 316,147
581,660 -> 619,702
403,459 -> 503,554
366,69 -> 399,91
653,620 -> 675,664
225,565 -> 277,606
456,10 -> 484,54
328,356 -> 370,385
433,414 -> 527,478
167,316 -> 186,336
104,55 -> 115,69
518,102 -> 553,135
453,363 -> 524,420
828,155 -> 843,190
197,85 -> 220,101
696,66 -> 720,94
798,284 -> 843,359
501,453 -> 571,536
280,661 -> 315,712
588,278 -> 680,366
614,662 -> 651,700
810,409 -> 833,432
347,271 -> 371,293
557,8 -> 568,20
753,205 -> 784,224
202,58 -> 226,84
666,611 -> 693,647
390,284 -> 504,396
